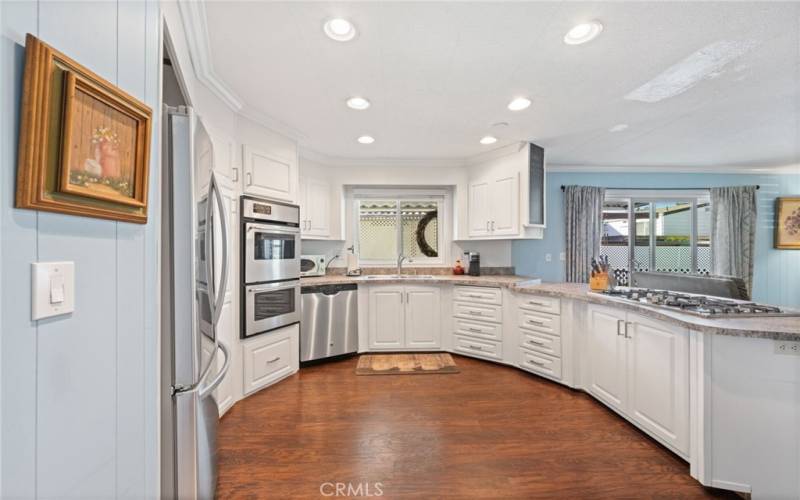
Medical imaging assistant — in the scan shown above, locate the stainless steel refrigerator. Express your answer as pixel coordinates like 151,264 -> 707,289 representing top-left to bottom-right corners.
161,106 -> 230,499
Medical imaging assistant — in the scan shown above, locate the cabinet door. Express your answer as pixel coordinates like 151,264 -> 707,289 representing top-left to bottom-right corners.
368,286 -> 405,349
586,305 -> 627,412
468,180 -> 490,236
298,176 -> 309,234
626,313 -> 690,455
242,145 -> 296,202
490,173 -> 519,235
306,177 -> 331,237
210,131 -> 237,184
404,286 -> 441,349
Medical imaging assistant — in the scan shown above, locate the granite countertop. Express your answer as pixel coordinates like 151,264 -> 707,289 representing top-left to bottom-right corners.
300,275 -> 800,341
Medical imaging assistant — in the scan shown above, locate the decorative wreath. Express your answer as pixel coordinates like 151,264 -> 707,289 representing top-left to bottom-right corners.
415,211 -> 438,257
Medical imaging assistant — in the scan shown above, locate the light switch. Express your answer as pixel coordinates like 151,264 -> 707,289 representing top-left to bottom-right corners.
32,262 -> 74,320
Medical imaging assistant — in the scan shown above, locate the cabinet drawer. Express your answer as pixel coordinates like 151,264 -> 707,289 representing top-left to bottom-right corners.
453,302 -> 502,323
520,330 -> 561,357
453,317 -> 502,341
243,330 -> 295,395
518,347 -> 562,380
518,309 -> 561,336
453,335 -> 502,361
454,286 -> 502,305
518,294 -> 561,315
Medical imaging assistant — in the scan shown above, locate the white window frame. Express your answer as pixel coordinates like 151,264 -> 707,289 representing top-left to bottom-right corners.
349,187 -> 449,267
603,189 -> 711,276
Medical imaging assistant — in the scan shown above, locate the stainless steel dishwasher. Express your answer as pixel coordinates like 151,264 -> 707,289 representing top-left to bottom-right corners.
300,283 -> 358,362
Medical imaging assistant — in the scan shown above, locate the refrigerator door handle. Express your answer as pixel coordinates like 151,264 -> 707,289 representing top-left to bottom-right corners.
196,175 -> 220,388
199,341 -> 230,400
209,172 -> 229,326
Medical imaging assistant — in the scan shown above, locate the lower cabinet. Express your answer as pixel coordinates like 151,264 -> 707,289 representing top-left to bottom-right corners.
242,324 -> 299,396
368,285 -> 441,350
587,304 -> 689,456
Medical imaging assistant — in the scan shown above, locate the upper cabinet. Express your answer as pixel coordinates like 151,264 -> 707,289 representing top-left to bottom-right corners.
242,145 -> 297,202
299,175 -> 331,238
468,174 -> 519,237
464,142 -> 544,240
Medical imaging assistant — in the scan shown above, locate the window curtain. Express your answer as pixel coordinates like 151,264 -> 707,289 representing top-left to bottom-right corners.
564,185 -> 606,283
710,186 -> 758,297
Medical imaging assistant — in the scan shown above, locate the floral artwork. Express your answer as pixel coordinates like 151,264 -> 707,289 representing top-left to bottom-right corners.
15,35 -> 151,223
61,80 -> 141,205
775,198 -> 800,249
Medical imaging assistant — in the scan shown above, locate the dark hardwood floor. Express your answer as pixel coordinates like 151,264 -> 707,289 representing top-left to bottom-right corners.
217,355 -> 737,499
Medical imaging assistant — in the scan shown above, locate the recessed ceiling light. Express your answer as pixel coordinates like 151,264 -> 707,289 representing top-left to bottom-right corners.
480,136 -> 498,145
507,97 -> 531,111
564,21 -> 603,45
609,123 -> 629,133
357,135 -> 375,144
346,96 -> 371,110
324,18 -> 356,42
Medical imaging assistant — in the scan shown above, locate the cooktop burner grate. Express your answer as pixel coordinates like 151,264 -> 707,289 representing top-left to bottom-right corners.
599,288 -> 798,318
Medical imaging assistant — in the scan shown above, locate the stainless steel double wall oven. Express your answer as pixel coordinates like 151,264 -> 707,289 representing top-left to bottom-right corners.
240,196 -> 301,338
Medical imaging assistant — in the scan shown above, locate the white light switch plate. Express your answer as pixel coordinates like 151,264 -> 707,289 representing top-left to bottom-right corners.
32,262 -> 75,320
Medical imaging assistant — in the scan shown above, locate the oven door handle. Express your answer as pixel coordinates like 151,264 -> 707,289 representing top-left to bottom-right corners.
247,281 -> 300,293
245,223 -> 300,235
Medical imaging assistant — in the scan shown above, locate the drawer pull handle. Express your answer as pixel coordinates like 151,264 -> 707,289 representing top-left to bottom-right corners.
266,356 -> 281,364
528,301 -> 545,306
468,327 -> 483,333
527,339 -> 544,346
467,344 -> 483,351
526,319 -> 545,325
468,294 -> 483,298
468,311 -> 482,316
527,359 -> 545,366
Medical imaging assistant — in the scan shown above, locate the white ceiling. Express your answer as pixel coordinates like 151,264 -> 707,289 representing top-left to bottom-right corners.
204,1 -> 800,167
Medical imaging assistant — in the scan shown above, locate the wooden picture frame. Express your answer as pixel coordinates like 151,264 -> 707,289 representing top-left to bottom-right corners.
775,197 -> 800,249
15,34 -> 152,223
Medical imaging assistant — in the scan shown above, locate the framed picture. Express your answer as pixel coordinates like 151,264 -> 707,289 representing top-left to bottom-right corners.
775,197 -> 800,249
15,34 -> 151,223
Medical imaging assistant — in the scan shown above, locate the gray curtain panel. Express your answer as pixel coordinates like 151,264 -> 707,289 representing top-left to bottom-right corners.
710,186 -> 758,296
564,185 -> 606,283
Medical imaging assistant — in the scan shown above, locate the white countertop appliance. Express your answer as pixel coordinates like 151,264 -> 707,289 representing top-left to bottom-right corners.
300,255 -> 327,277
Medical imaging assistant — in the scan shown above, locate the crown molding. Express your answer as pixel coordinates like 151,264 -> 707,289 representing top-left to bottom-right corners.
178,0 -> 244,111
464,141 -> 528,166
237,107 -> 308,143
547,163 -> 800,174
299,148 -> 467,169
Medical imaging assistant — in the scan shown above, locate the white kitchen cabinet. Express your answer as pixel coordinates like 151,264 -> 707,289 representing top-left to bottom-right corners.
405,286 -> 441,348
242,324 -> 299,396
242,144 -> 297,202
368,285 -> 441,350
490,174 -> 519,235
586,304 -> 689,456
299,175 -> 331,238
468,180 -> 491,236
467,173 -> 519,237
587,305 -> 628,413
368,286 -> 405,349
626,313 -> 689,455
211,131 -> 238,185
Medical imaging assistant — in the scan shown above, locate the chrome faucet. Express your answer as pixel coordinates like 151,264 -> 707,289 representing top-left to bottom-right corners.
397,254 -> 410,275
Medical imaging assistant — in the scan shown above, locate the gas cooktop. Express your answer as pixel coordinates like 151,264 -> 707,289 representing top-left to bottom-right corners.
598,288 -> 799,318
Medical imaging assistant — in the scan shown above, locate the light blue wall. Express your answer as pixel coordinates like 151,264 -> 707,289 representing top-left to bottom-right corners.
512,171 -> 800,307
1,1 -> 160,497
